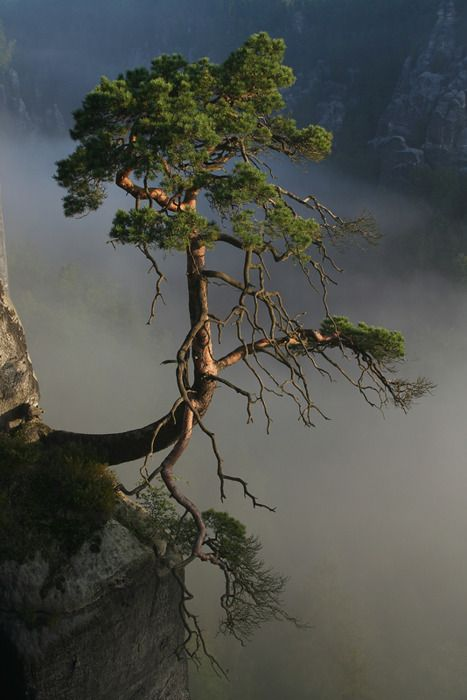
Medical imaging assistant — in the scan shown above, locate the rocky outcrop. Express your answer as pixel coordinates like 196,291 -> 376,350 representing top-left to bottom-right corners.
0,68 -> 34,132
0,195 -> 41,432
0,499 -> 190,700
0,282 -> 40,432
374,0 -> 467,183
291,59 -> 356,137
0,193 -> 8,294
0,171 -> 189,700
0,66 -> 66,135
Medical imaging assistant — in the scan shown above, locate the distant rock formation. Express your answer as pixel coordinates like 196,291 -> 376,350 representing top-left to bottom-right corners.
0,68 -> 34,132
373,0 -> 467,183
312,66 -> 355,136
0,498 -> 190,700
292,59 -> 355,136
4,0 -> 465,189
0,65 -> 66,135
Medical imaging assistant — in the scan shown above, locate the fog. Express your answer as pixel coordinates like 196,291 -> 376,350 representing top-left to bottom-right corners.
3,128 -> 467,698
2,3 -> 467,696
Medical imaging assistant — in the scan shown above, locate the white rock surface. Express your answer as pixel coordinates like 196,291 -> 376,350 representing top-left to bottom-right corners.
0,507 -> 190,700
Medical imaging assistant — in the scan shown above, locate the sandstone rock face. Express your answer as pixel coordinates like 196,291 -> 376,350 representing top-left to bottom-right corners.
0,68 -> 34,132
0,510 -> 190,700
0,66 -> 66,135
0,282 -> 40,431
374,0 -> 467,183
290,59 -> 355,138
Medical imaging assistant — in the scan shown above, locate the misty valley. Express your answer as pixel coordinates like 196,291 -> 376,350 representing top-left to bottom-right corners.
1,2 -> 467,699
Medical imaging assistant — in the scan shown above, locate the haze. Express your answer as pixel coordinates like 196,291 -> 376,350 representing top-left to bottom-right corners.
1,2 -> 466,697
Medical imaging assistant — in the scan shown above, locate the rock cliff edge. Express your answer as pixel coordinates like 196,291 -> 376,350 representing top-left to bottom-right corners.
0,500 -> 190,700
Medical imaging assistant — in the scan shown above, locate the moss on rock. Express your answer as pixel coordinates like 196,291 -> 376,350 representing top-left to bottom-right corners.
0,434 -> 117,563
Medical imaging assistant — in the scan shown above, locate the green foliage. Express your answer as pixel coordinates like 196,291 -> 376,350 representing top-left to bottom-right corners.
320,316 -> 405,363
0,434 -> 116,563
268,116 -> 332,161
139,483 -> 180,541
55,146 -> 107,217
201,509 -> 289,640
140,484 -> 288,642
230,209 -> 263,248
3,0 -> 441,171
223,202 -> 321,254
208,163 -> 276,213
205,162 -> 321,254
228,200 -> 321,255
265,200 -> 321,250
110,208 -> 219,250
55,31 -> 332,260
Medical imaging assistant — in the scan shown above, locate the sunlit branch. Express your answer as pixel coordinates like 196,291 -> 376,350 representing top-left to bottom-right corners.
216,330 -> 341,370
116,167 -> 198,211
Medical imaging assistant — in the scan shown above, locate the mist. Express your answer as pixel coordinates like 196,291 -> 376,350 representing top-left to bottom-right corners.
2,3 -> 467,697
2,127 -> 465,698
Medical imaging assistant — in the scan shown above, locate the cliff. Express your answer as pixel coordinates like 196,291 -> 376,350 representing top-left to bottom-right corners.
0,282 -> 40,432
0,498 -> 190,700
0,170 -> 190,700
374,0 -> 467,184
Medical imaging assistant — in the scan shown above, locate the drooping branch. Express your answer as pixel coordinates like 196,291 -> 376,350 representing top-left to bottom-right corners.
137,242 -> 167,324
276,184 -> 378,242
158,407 -> 214,562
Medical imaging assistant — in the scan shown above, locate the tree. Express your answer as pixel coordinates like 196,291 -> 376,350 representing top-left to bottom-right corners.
1,32 -> 430,662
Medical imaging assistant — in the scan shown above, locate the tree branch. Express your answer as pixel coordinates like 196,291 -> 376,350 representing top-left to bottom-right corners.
203,269 -> 255,292
116,168 -> 198,211
216,329 -> 341,370
40,405 -> 186,466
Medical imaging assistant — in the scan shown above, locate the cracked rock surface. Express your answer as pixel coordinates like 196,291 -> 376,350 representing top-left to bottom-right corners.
0,284 -> 40,431
0,504 -> 190,700
375,0 -> 467,183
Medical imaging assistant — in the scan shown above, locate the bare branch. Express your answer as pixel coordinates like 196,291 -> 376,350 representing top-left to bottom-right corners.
137,243 -> 167,324
203,269 -> 254,292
